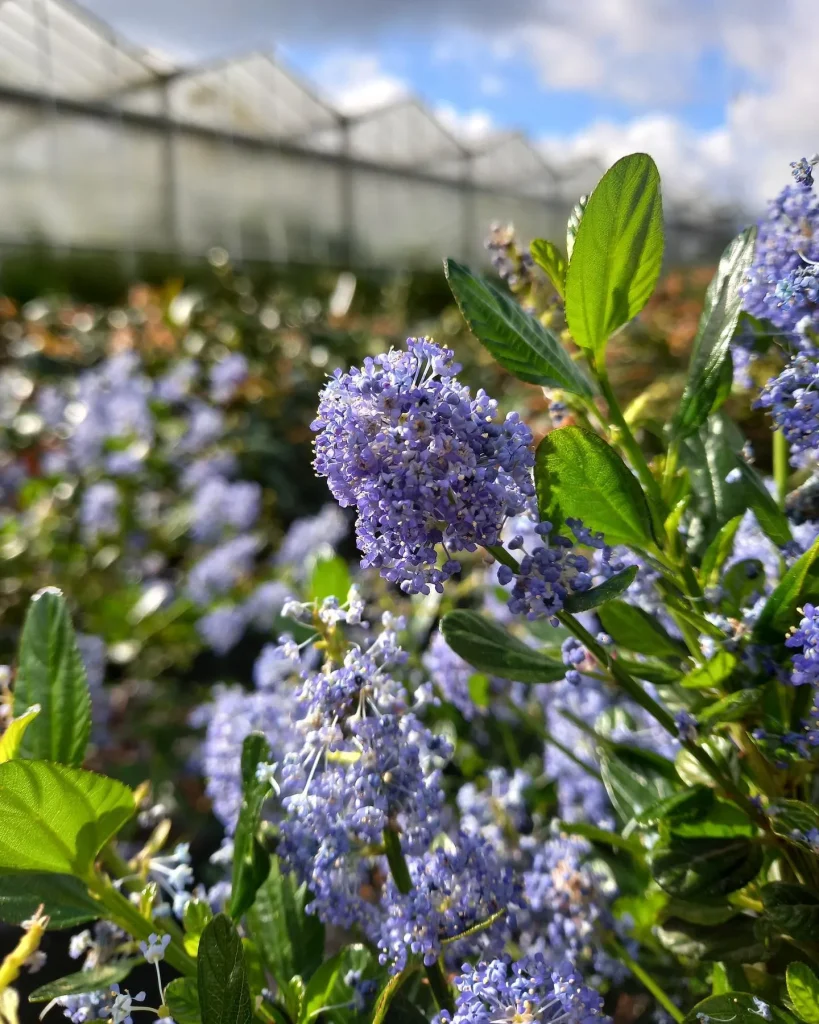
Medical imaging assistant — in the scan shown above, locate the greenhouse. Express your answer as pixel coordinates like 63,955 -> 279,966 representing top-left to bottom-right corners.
0,0 -> 738,267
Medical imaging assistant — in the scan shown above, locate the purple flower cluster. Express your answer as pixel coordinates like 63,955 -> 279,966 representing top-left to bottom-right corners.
435,955 -> 608,1024
741,164 -> 819,341
80,481 -> 121,543
312,337 -> 535,594
786,603 -> 819,686
379,833 -> 518,972
757,353 -> 819,455
277,618 -> 452,935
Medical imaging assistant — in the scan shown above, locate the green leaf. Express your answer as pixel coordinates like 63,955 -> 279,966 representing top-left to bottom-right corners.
566,194 -> 588,259
676,736 -> 740,789
662,898 -> 738,926
0,872 -> 101,929
732,459 -> 792,548
565,153 -> 664,359
700,516 -> 744,587
787,963 -> 819,1024
535,427 -> 655,547
166,977 -> 202,1024
599,745 -> 679,822
247,856 -> 325,1021
667,800 -> 755,839
635,785 -> 714,827
616,657 -> 683,686
699,689 -> 762,729
656,916 -> 768,963
198,914 -> 252,1024
754,535 -> 819,643
13,587 -> 91,766
557,820 -> 644,855
651,836 -> 763,899
183,898 -> 213,955
309,554 -> 351,605
680,652 -> 738,690
597,601 -> 686,658
719,560 -> 767,619
563,565 -> 638,612
230,733 -> 273,920
441,611 -> 565,684
762,883 -> 819,942
530,238 -> 567,298
0,760 -> 134,878
443,258 -> 594,394
300,945 -> 381,1024
674,227 -> 757,438
29,960 -> 140,1001
768,801 -> 819,843
682,993 -> 795,1024
0,704 -> 41,763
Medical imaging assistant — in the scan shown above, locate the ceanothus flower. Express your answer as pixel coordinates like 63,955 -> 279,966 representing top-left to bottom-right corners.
786,603 -> 819,686
741,164 -> 819,340
190,476 -> 261,542
434,955 -> 609,1024
80,481 -> 121,543
757,353 -> 819,455
210,353 -> 249,403
378,832 -> 518,972
186,535 -> 261,605
276,504 -> 348,576
312,337 -> 534,594
196,605 -> 248,655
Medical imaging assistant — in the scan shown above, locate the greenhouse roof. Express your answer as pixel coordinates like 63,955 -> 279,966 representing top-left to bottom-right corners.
0,0 -> 160,99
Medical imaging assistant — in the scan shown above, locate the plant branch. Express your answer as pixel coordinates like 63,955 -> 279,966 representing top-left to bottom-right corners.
608,938 -> 683,1022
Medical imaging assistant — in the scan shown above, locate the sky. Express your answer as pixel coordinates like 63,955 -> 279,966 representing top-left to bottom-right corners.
84,0 -> 819,211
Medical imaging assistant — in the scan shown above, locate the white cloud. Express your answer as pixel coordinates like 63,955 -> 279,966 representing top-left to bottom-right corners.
309,53 -> 408,115
436,104 -> 497,144
479,74 -> 505,97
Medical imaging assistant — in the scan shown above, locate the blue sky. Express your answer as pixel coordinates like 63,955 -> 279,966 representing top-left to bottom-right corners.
85,0 -> 818,208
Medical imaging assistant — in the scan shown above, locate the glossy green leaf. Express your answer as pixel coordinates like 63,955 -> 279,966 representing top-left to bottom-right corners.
13,587 -> 91,766
441,611 -> 565,684
699,515 -> 744,587
30,960 -> 140,1001
247,856 -> 325,1022
565,153 -> 664,359
651,836 -> 763,899
300,945 -> 381,1024
698,689 -> 762,729
165,977 -> 202,1024
597,601 -> 686,658
680,651 -> 737,690
563,565 -> 638,612
682,993 -> 795,1024
768,801 -> 819,843
656,916 -> 768,963
635,784 -> 714,827
754,535 -> 819,643
0,704 -> 41,763
667,800 -> 755,839
198,914 -> 252,1024
787,963 -> 819,1024
0,760 -> 134,878
762,883 -> 819,942
530,238 -> 567,297
556,820 -> 644,854
674,227 -> 757,437
676,736 -> 740,789
230,733 -> 273,920
535,426 -> 655,547
444,258 -> 594,394
599,745 -> 679,822
0,871 -> 101,929
309,554 -> 351,606
616,658 -> 683,686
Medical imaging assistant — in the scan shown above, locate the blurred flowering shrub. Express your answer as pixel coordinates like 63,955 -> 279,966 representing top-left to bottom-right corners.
4,151 -> 819,1024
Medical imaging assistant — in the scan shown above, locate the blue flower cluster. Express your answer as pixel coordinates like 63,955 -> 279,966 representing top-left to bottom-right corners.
786,603 -> 819,686
757,354 -> 819,456
741,159 -> 819,342
312,337 -> 535,594
435,955 -> 609,1024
